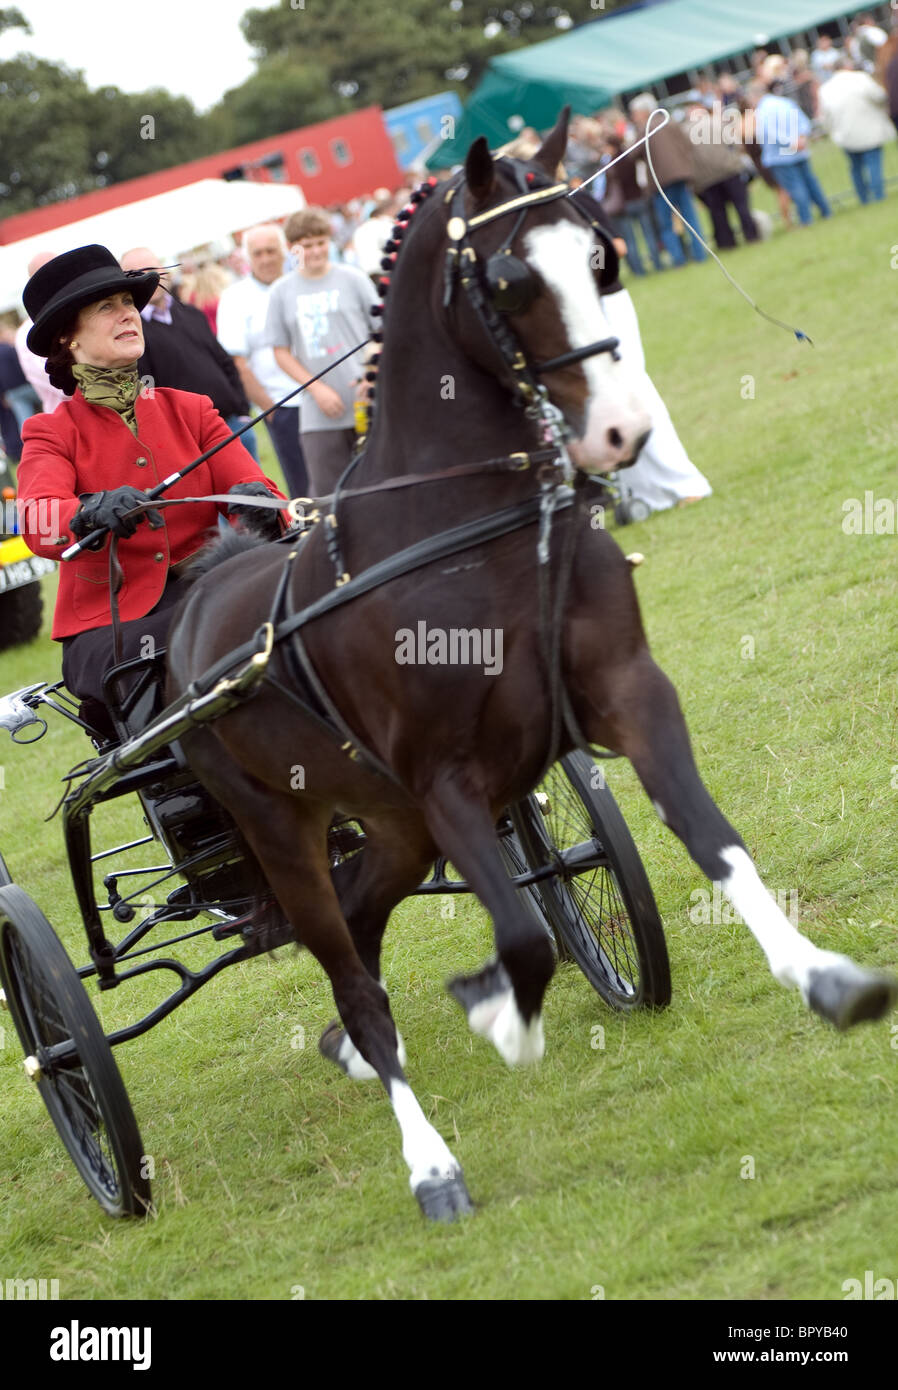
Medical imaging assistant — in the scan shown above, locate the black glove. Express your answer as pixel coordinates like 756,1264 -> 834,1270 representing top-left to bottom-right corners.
70,487 -> 164,549
227,481 -> 282,540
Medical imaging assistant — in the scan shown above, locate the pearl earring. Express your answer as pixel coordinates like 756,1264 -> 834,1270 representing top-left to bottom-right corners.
69,339 -> 79,349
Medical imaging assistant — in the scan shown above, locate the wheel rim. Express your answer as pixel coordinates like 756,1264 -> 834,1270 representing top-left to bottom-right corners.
5,927 -> 126,1208
537,764 -> 644,1001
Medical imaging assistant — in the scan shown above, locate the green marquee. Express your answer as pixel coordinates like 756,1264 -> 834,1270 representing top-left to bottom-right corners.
430,0 -> 873,166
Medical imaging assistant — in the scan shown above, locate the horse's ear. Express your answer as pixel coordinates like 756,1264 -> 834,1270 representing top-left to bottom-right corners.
534,106 -> 571,176
464,136 -> 496,201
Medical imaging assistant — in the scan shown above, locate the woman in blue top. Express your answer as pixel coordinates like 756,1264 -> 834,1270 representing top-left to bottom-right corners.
752,56 -> 832,226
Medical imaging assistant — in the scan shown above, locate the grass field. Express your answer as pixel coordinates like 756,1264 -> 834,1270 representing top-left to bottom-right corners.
1,157 -> 897,1302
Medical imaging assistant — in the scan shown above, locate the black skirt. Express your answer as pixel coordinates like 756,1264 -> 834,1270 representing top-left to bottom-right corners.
61,575 -> 191,705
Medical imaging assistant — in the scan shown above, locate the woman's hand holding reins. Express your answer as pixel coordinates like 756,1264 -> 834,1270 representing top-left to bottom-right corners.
70,487 -> 165,549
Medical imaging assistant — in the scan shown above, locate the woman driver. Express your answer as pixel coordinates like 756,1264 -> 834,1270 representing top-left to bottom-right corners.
17,245 -> 287,708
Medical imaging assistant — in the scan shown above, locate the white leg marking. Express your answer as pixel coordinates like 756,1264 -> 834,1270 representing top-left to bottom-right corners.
389,1080 -> 460,1192
653,799 -> 668,825
338,1027 -> 406,1080
337,1029 -> 379,1081
720,846 -> 858,1001
467,985 -> 544,1066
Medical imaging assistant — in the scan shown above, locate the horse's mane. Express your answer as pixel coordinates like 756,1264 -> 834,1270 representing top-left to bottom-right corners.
187,527 -> 266,581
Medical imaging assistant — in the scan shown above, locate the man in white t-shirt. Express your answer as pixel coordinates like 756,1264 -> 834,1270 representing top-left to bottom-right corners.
264,207 -> 379,496
349,189 -> 395,282
216,223 -> 308,497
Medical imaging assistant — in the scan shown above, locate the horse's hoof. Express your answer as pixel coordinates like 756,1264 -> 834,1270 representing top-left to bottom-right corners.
415,1173 -> 475,1223
317,1019 -> 379,1079
446,957 -> 511,1019
318,1019 -> 346,1068
807,963 -> 898,1031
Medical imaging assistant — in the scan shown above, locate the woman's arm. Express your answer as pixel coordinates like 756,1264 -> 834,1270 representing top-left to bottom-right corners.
17,415 -> 85,555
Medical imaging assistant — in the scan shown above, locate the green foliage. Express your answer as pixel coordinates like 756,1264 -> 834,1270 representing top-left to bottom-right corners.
0,57 -> 223,216
0,5 -> 28,36
220,0 -> 628,140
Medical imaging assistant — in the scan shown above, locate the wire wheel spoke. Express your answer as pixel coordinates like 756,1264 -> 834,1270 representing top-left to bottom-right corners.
509,752 -> 670,1011
0,885 -> 152,1217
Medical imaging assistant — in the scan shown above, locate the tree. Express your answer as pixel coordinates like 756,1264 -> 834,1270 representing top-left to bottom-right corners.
0,55 -> 222,217
0,6 -> 29,36
210,0 -> 627,145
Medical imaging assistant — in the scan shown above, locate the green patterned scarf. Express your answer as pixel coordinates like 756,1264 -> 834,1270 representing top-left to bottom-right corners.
72,362 -> 140,436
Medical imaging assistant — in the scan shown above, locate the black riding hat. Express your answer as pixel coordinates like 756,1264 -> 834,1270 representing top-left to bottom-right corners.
24,245 -> 160,357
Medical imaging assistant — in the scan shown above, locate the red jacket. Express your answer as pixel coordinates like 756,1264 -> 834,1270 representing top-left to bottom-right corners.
18,387 -> 286,639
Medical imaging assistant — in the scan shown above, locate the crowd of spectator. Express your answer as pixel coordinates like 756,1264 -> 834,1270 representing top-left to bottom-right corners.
0,186 -> 408,480
549,13 -> 898,273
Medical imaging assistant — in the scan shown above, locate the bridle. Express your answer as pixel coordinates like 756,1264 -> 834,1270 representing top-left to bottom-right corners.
442,159 -> 622,419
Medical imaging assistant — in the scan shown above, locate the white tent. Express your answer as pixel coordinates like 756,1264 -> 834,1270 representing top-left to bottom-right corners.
0,178 -> 306,313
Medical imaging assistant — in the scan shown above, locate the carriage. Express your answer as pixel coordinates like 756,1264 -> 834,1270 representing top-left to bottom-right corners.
0,641 -> 669,1218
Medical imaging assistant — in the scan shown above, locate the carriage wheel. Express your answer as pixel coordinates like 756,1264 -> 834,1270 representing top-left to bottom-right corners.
496,815 -> 559,961
510,751 -> 671,1010
0,885 -> 152,1217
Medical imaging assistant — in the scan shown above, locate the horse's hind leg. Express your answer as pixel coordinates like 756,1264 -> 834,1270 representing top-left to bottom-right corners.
584,651 -> 898,1029
176,734 -> 473,1220
321,811 -> 438,1079
422,778 -> 555,1065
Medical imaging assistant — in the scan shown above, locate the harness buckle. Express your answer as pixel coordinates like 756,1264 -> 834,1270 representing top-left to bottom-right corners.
336,572 -> 351,587
288,497 -> 318,526
251,622 -> 275,669
508,452 -> 530,470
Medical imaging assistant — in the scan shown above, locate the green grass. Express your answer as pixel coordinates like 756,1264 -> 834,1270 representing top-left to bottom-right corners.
2,181 -> 898,1302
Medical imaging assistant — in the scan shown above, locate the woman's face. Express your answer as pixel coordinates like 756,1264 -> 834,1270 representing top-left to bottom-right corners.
67,291 -> 144,369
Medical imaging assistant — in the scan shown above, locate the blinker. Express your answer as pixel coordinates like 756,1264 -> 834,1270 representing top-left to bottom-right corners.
485,251 -> 539,315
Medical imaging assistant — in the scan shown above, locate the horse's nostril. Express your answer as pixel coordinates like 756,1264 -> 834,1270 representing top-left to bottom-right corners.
607,427 -> 624,450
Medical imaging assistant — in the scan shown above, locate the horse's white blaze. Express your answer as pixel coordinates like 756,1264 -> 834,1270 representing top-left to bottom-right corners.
338,1026 -> 406,1079
524,222 -> 651,471
389,1079 -> 461,1190
720,845 -> 857,998
467,984 -> 544,1066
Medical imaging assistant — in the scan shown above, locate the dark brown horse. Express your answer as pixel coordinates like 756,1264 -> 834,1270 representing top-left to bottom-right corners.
165,112 -> 896,1221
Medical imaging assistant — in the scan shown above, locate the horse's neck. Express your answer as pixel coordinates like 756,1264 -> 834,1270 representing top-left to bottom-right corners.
364,328 -> 541,478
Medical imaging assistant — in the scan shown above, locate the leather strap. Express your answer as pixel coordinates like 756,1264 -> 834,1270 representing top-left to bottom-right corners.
189,490 -> 575,699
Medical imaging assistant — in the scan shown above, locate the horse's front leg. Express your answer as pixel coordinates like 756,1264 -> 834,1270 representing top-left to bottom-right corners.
423,777 -> 555,1065
576,650 -> 898,1029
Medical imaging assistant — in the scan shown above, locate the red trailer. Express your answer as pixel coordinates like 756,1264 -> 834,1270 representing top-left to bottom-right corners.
0,107 -> 402,246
